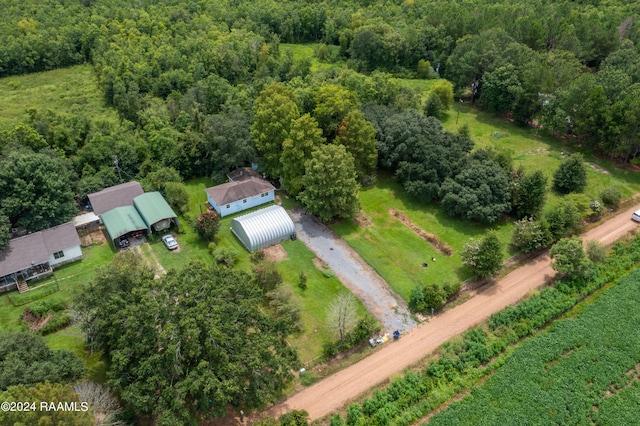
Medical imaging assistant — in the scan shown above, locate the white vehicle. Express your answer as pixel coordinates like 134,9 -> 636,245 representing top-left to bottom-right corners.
632,209 -> 640,223
162,234 -> 179,250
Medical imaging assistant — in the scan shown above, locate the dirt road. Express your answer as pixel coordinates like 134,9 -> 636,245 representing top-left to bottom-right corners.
270,205 -> 639,421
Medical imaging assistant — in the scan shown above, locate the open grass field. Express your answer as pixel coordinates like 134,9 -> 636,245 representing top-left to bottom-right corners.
0,64 -> 114,130
331,173 -> 513,301
427,266 -> 640,425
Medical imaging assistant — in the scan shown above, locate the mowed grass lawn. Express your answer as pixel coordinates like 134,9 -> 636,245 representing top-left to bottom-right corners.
149,178 -> 368,364
332,174 -> 514,301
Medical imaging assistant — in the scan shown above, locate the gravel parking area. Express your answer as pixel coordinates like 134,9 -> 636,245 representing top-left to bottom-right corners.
289,209 -> 416,333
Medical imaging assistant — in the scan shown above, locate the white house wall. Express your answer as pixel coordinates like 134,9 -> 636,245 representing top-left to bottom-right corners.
48,245 -> 83,267
208,190 -> 275,217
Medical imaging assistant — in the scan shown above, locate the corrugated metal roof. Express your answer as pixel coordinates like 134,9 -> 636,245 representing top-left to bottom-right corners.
88,181 -> 144,215
231,205 -> 295,252
101,206 -> 147,241
206,177 -> 275,206
133,192 -> 177,229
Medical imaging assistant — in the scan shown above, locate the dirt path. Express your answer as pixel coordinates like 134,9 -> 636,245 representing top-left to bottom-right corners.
269,205 -> 640,422
289,209 -> 416,333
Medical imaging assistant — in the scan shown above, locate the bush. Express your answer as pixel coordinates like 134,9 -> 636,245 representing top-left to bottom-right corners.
250,250 -> 266,264
600,187 -> 621,208
461,233 -> 503,278
192,211 -> 220,241
28,300 -> 66,318
510,218 -> 552,253
38,313 -> 72,335
212,247 -> 237,267
252,261 -> 283,293
586,240 -> 607,263
298,272 -> 307,290
544,200 -> 581,240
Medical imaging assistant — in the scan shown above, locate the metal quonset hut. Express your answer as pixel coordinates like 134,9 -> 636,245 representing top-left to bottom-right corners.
133,192 -> 179,233
231,205 -> 295,252
101,206 -> 148,247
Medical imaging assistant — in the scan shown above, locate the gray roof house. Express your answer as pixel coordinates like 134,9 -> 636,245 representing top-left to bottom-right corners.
87,181 -> 144,215
0,222 -> 82,293
205,176 -> 275,218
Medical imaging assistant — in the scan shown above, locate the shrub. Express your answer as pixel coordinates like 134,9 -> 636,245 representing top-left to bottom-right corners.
586,240 -> 607,263
510,218 -> 552,253
590,199 -> 603,217
38,312 -> 72,335
252,261 -> 283,293
28,300 -> 66,318
250,250 -> 266,264
544,200 -> 581,240
192,211 -> 220,241
298,271 -> 307,290
461,233 -> 503,278
600,187 -> 621,208
212,247 -> 237,267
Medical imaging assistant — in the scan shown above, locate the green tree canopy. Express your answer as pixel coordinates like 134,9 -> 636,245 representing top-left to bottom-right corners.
280,113 -> 325,196
549,237 -> 592,280
511,169 -> 547,219
553,154 -> 587,194
440,156 -> 511,224
74,252 -> 298,423
0,150 -> 77,232
0,332 -> 84,390
299,144 -> 360,222
0,383 -> 93,426
461,233 -> 503,279
251,83 -> 300,178
312,84 -> 357,140
334,110 -> 378,181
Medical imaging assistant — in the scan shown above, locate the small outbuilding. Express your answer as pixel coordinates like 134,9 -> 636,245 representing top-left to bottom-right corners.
133,192 -> 179,232
231,205 -> 295,252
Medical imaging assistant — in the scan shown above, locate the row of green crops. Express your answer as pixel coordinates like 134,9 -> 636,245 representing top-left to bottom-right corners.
428,261 -> 640,425
327,234 -> 640,426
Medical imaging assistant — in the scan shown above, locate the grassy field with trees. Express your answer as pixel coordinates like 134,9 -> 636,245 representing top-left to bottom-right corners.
2,0 -> 640,422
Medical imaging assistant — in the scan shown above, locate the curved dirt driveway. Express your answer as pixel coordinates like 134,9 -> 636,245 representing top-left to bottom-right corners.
268,205 -> 640,422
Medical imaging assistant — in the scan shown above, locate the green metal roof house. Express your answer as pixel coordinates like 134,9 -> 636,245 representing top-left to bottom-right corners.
133,192 -> 179,232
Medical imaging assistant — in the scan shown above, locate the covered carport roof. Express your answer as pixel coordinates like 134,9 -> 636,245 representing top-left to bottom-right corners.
101,206 -> 147,242
133,192 -> 178,230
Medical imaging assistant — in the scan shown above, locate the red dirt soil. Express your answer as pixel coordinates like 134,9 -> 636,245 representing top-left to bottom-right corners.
263,204 -> 640,422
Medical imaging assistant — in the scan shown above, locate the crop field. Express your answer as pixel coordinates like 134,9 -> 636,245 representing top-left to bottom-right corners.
427,266 -> 640,425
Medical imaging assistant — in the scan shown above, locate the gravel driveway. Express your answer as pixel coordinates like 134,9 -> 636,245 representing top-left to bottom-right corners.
289,209 -> 416,333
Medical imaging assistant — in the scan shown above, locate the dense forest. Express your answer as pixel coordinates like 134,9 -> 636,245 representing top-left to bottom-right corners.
1,0 -> 640,421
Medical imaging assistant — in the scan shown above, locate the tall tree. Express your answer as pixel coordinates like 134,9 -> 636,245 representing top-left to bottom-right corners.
553,154 -> 587,194
299,144 -> 360,222
280,114 -> 325,196
440,157 -> 511,224
0,214 -> 9,251
461,233 -> 503,279
550,237 -> 592,280
251,83 -> 300,178
334,110 -> 378,181
0,150 -> 77,232
74,253 -> 298,423
312,84 -> 357,140
0,383 -> 93,426
511,169 -> 547,219
0,332 -> 84,390
327,293 -> 358,341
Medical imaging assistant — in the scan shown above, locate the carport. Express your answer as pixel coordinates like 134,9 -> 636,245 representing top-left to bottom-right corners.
133,192 -> 179,233
101,206 -> 148,248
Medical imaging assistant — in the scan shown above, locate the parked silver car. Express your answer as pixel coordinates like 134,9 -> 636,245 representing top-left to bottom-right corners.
162,234 -> 179,250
